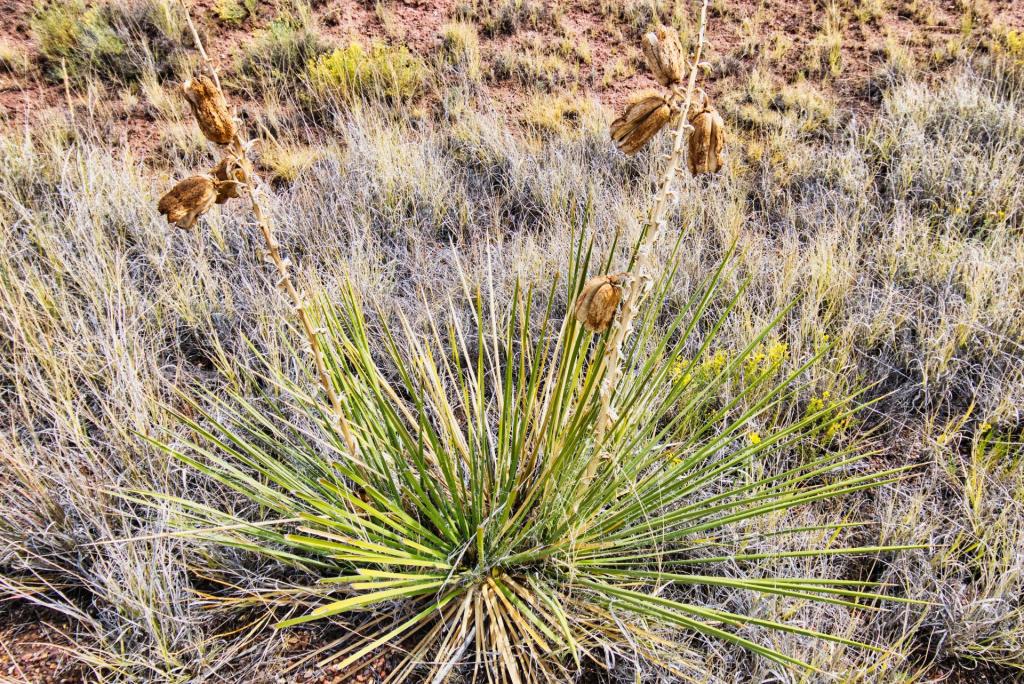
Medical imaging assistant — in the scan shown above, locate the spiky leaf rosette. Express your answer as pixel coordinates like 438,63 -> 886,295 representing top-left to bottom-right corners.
147,238 -> 920,681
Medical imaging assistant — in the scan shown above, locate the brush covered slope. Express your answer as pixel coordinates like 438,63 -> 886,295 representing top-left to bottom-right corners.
1,0 -> 1024,681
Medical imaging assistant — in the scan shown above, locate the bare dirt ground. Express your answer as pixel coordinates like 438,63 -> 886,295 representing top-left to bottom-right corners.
2,0 -> 1022,146
0,608 -> 85,684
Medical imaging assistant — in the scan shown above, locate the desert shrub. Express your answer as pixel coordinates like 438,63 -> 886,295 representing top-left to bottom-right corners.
999,29 -> 1024,63
32,0 -> 127,83
455,0 -> 555,37
148,221 -> 920,680
721,71 -> 837,137
212,0 -> 257,25
234,13 -> 327,97
870,69 -> 1024,236
0,39 -> 31,76
306,42 -> 429,108
520,92 -> 594,135
807,30 -> 843,79
598,0 -> 679,38
490,46 -> 575,91
30,0 -> 185,86
438,21 -> 482,82
259,142 -> 320,184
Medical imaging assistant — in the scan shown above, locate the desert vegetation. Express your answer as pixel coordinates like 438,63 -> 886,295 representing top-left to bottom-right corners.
1,0 -> 1023,682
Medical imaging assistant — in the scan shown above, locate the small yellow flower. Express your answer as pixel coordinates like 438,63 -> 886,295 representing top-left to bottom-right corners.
980,421 -> 992,433
766,341 -> 788,365
669,358 -> 692,381
744,351 -> 766,376
748,432 -> 762,445
705,349 -> 729,373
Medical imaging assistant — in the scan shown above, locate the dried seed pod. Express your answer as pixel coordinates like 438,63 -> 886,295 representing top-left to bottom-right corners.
158,175 -> 217,229
610,94 -> 671,155
182,75 -> 236,145
687,104 -> 725,175
575,273 -> 628,333
210,157 -> 250,204
641,26 -> 685,87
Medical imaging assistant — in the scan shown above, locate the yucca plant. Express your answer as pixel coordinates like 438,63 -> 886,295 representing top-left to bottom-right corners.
146,230 -> 922,680
143,1 -> 922,680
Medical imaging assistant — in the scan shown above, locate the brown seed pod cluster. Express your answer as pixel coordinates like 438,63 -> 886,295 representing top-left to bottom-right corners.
611,93 -> 672,156
610,24 -> 685,155
575,273 -> 629,333
158,176 -> 218,230
182,75 -> 236,145
687,99 -> 725,175
610,23 -> 726,170
158,74 -> 250,230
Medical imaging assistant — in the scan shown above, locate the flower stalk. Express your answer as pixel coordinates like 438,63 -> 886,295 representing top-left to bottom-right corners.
584,0 -> 712,485
176,2 -> 360,462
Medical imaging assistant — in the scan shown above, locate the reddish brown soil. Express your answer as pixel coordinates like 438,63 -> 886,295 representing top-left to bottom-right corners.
1,0 -> 1022,151
0,609 -> 86,684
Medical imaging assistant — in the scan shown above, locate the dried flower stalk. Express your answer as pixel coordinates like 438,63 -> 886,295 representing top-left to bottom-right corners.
176,1 -> 359,462
584,0 -> 712,485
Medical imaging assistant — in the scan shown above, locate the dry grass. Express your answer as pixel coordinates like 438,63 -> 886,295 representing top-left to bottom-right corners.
1,10 -> 1023,676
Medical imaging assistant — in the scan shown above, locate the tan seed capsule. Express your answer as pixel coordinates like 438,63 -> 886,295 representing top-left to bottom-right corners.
157,175 -> 218,230
182,75 -> 236,145
687,104 -> 725,175
641,26 -> 684,87
610,94 -> 671,155
575,273 -> 628,333
210,157 -> 250,204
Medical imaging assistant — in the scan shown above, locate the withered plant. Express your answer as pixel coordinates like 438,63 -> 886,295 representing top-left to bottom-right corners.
156,5 -> 359,462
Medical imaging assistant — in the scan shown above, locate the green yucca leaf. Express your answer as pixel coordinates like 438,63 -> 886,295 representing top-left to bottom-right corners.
145,233 -> 921,679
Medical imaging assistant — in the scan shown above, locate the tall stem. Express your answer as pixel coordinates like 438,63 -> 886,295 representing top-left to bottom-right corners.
584,0 -> 710,485
178,3 -> 359,462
